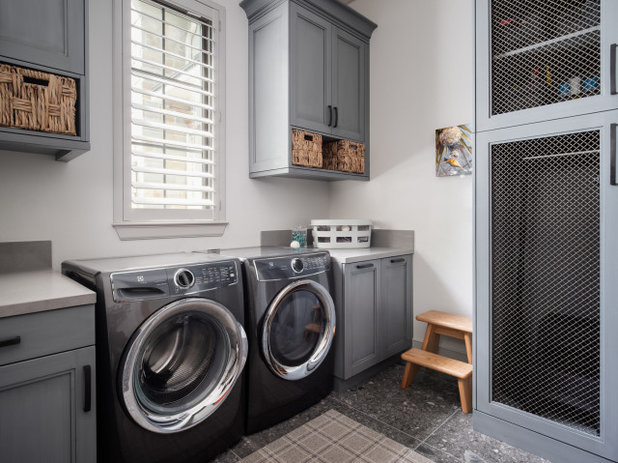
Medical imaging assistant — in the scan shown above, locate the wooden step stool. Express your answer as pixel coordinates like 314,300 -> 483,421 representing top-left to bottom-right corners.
400,310 -> 473,413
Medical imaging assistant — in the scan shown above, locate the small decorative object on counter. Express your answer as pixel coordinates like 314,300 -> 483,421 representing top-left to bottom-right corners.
291,226 -> 307,247
290,241 -> 300,248
435,124 -> 473,177
311,219 -> 372,248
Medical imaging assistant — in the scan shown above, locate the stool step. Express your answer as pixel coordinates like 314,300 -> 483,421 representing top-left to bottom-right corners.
401,348 -> 472,379
416,310 -> 472,333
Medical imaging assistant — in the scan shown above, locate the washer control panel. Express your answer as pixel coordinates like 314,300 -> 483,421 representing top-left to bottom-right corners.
111,260 -> 238,302
254,252 -> 330,281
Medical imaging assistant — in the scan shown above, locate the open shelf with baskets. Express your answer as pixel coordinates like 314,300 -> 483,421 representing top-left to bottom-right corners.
0,0 -> 89,161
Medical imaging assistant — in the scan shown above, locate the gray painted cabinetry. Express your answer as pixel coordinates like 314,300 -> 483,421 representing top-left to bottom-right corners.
0,306 -> 96,462
242,0 -> 375,180
475,1 -> 618,462
0,0 -> 90,160
333,254 -> 413,387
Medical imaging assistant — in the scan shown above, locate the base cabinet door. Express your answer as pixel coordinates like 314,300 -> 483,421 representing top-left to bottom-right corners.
380,255 -> 413,358
340,255 -> 413,380
344,260 -> 380,377
0,346 -> 96,463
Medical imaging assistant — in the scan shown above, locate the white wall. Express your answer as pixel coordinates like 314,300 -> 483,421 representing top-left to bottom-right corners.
332,0 -> 475,353
0,0 -> 330,268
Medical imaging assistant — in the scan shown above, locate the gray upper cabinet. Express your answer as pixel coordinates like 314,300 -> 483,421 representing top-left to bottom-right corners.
331,27 -> 366,142
0,0 -> 89,160
476,0 -> 618,132
290,5 -> 332,134
334,255 -> 413,383
242,0 -> 376,180
0,0 -> 85,75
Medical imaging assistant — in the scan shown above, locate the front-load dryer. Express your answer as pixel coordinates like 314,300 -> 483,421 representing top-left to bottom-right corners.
212,247 -> 336,434
62,253 -> 247,463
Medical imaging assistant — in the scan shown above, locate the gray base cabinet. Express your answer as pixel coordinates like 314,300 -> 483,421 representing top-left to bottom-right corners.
0,0 -> 90,160
242,0 -> 375,180
334,255 -> 412,381
0,306 -> 96,463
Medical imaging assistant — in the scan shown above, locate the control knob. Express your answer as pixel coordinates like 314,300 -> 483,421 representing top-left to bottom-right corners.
291,258 -> 304,273
174,269 -> 195,289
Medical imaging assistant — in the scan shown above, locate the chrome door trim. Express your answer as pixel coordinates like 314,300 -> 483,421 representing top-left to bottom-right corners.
120,298 -> 248,434
262,279 -> 336,380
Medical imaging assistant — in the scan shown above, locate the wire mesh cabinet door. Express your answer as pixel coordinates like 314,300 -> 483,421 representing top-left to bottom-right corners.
476,0 -> 618,132
474,111 -> 618,462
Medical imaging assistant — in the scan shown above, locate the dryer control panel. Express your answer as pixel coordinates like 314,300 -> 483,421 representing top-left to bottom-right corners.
111,260 -> 238,302
254,252 -> 331,281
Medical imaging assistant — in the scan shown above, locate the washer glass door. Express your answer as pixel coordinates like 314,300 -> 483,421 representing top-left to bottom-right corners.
262,280 -> 336,380
120,298 -> 247,433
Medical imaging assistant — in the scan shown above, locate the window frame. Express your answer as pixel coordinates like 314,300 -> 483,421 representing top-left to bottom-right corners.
112,0 -> 227,240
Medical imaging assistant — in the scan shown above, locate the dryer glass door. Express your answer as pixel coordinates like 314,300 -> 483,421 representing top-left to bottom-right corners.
262,280 -> 336,380
120,298 -> 247,433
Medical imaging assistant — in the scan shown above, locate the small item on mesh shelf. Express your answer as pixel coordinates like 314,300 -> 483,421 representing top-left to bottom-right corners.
290,241 -> 300,249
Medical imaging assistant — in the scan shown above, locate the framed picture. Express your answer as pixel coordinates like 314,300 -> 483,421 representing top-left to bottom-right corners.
435,124 -> 473,177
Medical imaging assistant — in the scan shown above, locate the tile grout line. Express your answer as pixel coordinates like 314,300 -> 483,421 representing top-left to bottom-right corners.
416,409 -> 459,448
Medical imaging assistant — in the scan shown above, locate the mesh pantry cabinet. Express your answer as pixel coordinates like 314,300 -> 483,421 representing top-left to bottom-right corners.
474,111 -> 618,462
476,0 -> 618,132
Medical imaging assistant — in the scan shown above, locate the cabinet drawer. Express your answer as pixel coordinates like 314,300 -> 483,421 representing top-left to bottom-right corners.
0,305 -> 94,366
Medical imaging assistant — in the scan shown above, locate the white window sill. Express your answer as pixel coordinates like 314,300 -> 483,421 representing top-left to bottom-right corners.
112,221 -> 228,241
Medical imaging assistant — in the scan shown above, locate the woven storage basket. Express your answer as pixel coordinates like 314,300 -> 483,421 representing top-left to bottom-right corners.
292,129 -> 322,168
0,63 -> 78,136
323,139 -> 365,174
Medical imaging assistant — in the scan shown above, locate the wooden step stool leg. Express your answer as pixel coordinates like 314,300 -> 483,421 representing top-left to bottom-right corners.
464,332 -> 473,364
400,362 -> 420,389
457,376 -> 472,414
422,324 -> 439,353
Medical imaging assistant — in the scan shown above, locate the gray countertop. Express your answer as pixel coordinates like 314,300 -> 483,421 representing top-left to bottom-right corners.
325,247 -> 414,264
0,270 -> 96,319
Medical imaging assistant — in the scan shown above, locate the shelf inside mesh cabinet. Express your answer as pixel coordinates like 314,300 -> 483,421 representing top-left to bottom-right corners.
490,0 -> 601,115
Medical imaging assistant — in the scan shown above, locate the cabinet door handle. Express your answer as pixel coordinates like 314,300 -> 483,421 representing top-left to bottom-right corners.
609,124 -> 618,185
83,365 -> 92,413
609,43 -> 618,95
333,106 -> 339,128
390,257 -> 406,264
327,105 -> 333,127
356,263 -> 374,269
0,336 -> 20,348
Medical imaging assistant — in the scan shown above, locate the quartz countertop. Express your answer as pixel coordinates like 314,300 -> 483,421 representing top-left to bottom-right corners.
0,270 -> 96,319
325,247 -> 414,264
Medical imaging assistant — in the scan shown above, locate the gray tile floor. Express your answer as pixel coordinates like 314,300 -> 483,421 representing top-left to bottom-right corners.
212,364 -> 549,463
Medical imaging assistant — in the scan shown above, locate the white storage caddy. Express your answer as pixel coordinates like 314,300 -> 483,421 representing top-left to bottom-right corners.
311,220 -> 373,248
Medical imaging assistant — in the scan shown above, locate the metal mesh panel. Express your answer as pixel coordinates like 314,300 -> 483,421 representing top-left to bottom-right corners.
491,130 -> 601,436
491,0 -> 601,114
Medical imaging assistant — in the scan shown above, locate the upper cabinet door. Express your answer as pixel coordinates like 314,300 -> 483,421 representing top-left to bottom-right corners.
332,27 -> 366,142
290,4 -> 332,134
476,0 -> 618,132
0,0 -> 85,74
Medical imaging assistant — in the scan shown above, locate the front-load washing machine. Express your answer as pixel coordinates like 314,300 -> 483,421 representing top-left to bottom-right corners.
62,253 -> 247,463
211,247 -> 336,434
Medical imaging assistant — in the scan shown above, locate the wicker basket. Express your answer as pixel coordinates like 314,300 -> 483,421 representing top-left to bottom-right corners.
0,63 -> 78,136
323,139 -> 365,174
291,129 -> 322,168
